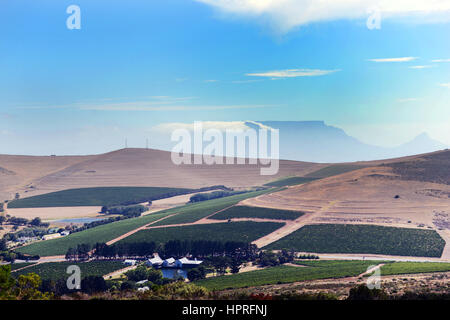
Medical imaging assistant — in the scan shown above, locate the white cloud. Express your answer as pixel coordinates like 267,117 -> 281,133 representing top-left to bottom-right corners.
152,120 -> 276,134
432,59 -> 450,62
246,68 -> 339,78
196,0 -> 450,33
408,65 -> 432,69
440,83 -> 450,88
204,79 -> 219,83
368,57 -> 417,62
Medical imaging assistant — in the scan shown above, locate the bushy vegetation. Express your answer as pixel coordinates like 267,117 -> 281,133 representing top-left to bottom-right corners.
119,222 -> 284,245
264,176 -> 318,187
195,260 -> 377,291
12,260 -> 125,281
265,224 -> 445,257
210,205 -> 304,221
0,265 -> 52,300
189,190 -> 248,203
101,204 -> 148,217
86,240 -> 257,260
387,150 -> 450,185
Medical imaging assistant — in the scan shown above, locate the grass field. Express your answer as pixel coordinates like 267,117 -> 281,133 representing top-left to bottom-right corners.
304,164 -> 366,179
378,262 -> 450,276
209,206 -> 304,221
119,221 -> 284,245
12,260 -> 125,281
263,176 -> 319,187
194,260 -> 377,291
9,262 -> 37,271
15,210 -> 177,256
16,189 -> 281,256
151,188 -> 281,226
8,186 -> 193,208
265,224 -> 445,258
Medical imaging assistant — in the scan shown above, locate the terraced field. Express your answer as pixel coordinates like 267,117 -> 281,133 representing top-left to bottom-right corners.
195,260 -> 377,291
119,221 -> 284,245
12,260 -> 125,281
8,186 -> 194,208
265,224 -> 446,257
209,205 -> 304,221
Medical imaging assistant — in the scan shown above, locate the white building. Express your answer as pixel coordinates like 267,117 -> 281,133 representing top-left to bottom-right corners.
123,259 -> 137,266
146,255 -> 163,267
162,257 -> 176,267
175,257 -> 203,268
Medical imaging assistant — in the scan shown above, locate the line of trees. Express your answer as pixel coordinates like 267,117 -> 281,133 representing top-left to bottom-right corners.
65,240 -> 258,261
188,190 -> 246,203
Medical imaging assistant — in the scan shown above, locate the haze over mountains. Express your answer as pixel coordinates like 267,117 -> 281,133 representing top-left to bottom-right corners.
151,121 -> 448,163
257,121 -> 448,163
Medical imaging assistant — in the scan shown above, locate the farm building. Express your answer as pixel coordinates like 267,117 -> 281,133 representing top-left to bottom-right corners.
175,257 -> 203,268
123,259 -> 137,266
146,255 -> 163,267
42,233 -> 61,241
162,257 -> 176,267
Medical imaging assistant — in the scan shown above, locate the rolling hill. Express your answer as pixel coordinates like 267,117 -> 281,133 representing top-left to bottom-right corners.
0,148 -> 325,202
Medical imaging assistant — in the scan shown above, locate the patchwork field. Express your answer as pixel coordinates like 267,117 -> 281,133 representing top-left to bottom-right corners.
194,260 -> 377,291
15,210 -> 176,256
150,188 -> 280,226
265,224 -> 446,258
12,260 -> 125,281
8,186 -> 193,208
119,221 -> 284,245
14,189 -> 282,256
209,205 -> 304,221
242,156 -> 450,259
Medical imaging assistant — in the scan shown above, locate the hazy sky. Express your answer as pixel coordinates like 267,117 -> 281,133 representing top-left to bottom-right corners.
0,0 -> 449,155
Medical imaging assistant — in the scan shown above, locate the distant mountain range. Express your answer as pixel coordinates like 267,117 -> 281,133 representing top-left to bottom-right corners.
255,121 -> 448,163
151,120 -> 447,163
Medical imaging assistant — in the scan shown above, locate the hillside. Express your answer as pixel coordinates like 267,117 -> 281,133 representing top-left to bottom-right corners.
0,148 -> 324,201
243,150 -> 450,258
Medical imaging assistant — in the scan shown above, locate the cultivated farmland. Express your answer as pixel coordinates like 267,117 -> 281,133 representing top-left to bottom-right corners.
264,176 -> 318,187
209,205 -> 304,221
12,260 -> 125,281
151,188 -> 281,226
8,186 -> 194,208
265,224 -> 446,257
15,210 -> 177,256
119,221 -> 284,245
194,260 -> 377,291
379,262 -> 450,276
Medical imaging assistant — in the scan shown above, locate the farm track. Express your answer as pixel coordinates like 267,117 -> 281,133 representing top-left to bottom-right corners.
251,200 -> 337,248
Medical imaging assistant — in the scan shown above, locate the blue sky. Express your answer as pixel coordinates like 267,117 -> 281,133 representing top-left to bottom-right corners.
0,0 -> 449,154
